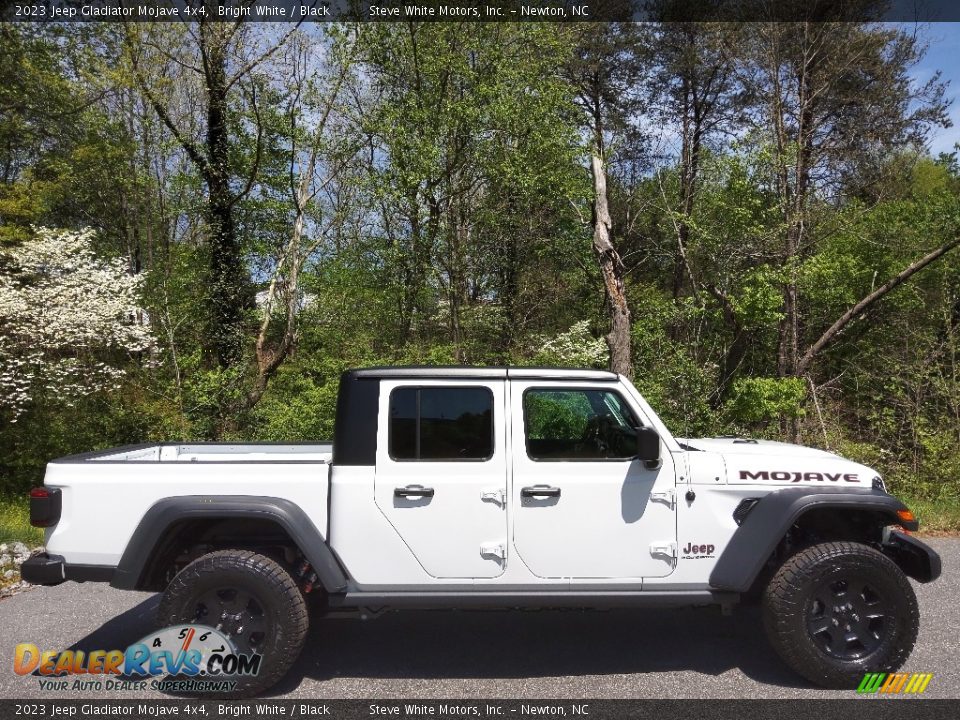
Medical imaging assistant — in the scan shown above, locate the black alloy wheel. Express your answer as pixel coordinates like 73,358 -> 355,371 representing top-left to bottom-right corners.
192,586 -> 269,656
805,576 -> 889,659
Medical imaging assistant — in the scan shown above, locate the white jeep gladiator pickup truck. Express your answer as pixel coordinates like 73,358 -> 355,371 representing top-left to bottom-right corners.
23,367 -> 941,695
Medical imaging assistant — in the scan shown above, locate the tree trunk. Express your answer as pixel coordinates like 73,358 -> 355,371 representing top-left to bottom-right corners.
202,25 -> 248,369
591,153 -> 632,378
706,284 -> 747,406
775,23 -> 816,440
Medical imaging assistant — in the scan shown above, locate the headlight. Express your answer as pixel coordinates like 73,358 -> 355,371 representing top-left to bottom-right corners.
872,476 -> 887,493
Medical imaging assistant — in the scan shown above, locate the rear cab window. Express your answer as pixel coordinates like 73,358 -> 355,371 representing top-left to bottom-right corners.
388,386 -> 494,461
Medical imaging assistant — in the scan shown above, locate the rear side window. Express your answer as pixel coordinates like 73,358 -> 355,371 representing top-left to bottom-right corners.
389,387 -> 494,461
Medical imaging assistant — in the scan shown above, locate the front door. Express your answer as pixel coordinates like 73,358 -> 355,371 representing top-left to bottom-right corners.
510,382 -> 677,579
374,380 -> 508,578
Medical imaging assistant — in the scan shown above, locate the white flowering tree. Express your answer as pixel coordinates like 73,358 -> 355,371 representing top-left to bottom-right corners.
0,228 -> 154,420
532,321 -> 609,369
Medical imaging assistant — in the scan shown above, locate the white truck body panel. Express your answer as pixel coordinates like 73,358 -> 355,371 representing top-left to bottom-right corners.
44,444 -> 331,567
373,379 -> 509,579
508,378 -> 678,580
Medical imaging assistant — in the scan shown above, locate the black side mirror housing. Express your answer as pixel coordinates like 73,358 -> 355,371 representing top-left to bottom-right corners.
636,427 -> 661,469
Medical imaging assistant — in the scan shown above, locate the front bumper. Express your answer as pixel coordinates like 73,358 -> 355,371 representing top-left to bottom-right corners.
883,530 -> 942,583
20,553 -> 114,586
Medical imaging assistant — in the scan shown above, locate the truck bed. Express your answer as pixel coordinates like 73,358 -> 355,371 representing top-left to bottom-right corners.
58,442 -> 333,464
44,442 -> 333,567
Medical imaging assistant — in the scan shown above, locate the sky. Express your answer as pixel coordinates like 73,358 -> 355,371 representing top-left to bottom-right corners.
909,22 -> 960,155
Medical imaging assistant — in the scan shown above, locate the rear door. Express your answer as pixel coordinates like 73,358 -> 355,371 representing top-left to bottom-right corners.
510,382 -> 678,579
373,380 -> 508,578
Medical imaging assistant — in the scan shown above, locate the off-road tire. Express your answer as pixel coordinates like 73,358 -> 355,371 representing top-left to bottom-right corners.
158,549 -> 309,698
763,541 -> 919,688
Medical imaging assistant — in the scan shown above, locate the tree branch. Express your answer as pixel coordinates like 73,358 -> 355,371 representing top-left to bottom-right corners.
797,236 -> 960,375
224,21 -> 305,94
230,82 -> 263,207
124,29 -> 209,174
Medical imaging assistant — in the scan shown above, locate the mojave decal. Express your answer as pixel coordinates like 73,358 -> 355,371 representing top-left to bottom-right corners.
738,470 -> 860,483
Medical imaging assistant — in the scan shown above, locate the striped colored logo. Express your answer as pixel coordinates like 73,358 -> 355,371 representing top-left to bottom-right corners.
857,672 -> 933,694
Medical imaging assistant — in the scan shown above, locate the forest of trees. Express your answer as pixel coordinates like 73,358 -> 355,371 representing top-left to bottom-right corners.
2,12 -> 960,526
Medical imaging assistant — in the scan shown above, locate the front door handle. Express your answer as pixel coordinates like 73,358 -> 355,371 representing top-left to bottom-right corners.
521,485 -> 561,498
394,484 -> 435,498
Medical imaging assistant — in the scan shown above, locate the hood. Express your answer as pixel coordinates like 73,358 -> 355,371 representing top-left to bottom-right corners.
677,437 -> 877,488
677,437 -> 837,458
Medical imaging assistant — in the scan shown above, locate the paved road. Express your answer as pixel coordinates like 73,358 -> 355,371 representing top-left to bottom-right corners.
1,538 -> 956,700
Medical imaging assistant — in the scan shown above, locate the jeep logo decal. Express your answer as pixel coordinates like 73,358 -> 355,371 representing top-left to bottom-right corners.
739,470 -> 859,482
682,542 -> 715,558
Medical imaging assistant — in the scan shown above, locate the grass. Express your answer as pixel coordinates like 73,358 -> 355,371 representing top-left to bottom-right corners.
0,495 -> 44,547
0,495 -> 43,591
901,494 -> 960,535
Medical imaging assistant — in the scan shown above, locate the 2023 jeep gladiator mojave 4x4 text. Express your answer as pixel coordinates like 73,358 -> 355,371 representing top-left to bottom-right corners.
23,367 -> 941,695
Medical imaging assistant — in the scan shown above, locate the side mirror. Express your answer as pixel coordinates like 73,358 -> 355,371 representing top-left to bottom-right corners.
636,427 -> 661,469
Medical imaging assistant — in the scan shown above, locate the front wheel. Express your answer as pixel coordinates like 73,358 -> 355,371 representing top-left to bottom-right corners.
158,549 -> 309,697
762,541 -> 919,688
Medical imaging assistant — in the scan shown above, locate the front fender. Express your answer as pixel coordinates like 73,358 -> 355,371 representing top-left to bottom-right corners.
709,487 -> 916,592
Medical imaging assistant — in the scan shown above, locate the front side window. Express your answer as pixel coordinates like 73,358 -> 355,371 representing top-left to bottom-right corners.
524,388 -> 640,460
389,387 -> 494,461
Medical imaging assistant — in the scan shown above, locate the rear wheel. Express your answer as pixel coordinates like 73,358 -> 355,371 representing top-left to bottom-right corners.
762,541 -> 919,688
158,549 -> 308,697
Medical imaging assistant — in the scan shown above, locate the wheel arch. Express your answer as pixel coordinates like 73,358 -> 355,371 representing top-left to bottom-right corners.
710,487 -> 917,593
111,496 -> 348,593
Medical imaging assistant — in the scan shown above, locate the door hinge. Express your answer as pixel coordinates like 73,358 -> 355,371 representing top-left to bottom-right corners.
649,541 -> 677,559
650,488 -> 675,508
480,489 -> 506,506
480,542 -> 506,561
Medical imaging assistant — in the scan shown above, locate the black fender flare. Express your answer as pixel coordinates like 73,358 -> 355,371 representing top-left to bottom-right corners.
111,495 -> 348,593
709,487 -> 916,592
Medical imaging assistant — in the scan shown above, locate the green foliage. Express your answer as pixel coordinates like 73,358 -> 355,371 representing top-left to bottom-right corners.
356,22 -> 589,355
179,355 -> 250,439
725,377 -> 807,425
251,361 -> 341,442
732,266 -> 787,328
628,285 -> 719,438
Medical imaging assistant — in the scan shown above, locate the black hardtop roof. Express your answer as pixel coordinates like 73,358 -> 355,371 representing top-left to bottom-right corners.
344,366 -> 619,381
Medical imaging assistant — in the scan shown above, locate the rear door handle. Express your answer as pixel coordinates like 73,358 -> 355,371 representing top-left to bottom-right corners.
521,485 -> 561,498
395,484 -> 435,498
